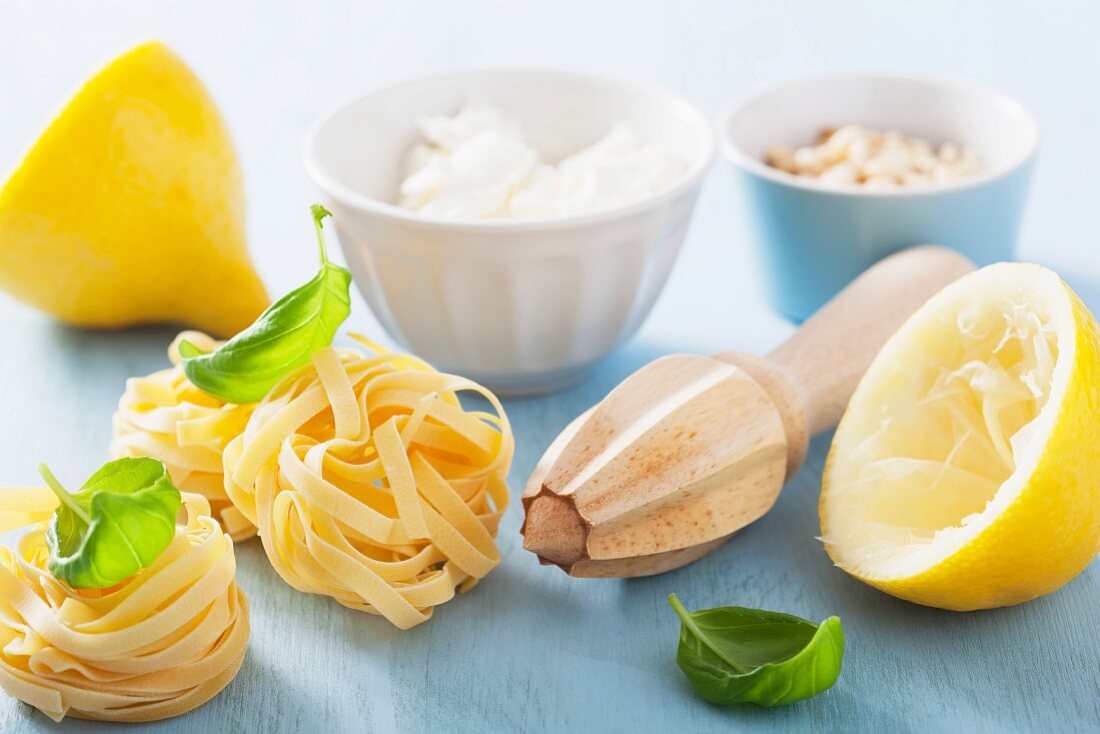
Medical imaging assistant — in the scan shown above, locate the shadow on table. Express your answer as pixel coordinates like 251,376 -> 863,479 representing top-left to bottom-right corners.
40,320 -> 183,351
31,320 -> 184,378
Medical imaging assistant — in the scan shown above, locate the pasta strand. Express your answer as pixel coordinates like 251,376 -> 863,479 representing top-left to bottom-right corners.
223,337 -> 513,629
0,492 -> 249,722
110,332 -> 257,541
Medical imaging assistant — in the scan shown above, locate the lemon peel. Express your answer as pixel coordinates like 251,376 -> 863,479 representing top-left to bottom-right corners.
0,41 -> 267,335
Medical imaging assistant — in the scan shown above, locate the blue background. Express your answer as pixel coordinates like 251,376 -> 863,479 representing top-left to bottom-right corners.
1,1 -> 1098,732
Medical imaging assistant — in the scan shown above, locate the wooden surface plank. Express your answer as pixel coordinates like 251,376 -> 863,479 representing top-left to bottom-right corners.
2,2 -> 1100,732
2,302 -> 1099,734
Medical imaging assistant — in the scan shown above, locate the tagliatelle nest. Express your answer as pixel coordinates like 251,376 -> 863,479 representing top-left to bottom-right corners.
223,336 -> 513,630
0,492 -> 249,722
111,331 -> 256,541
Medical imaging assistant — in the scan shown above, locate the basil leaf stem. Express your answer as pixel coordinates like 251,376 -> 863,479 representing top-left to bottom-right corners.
38,463 -> 90,524
40,458 -> 182,590
179,204 -> 352,404
668,593 -> 844,707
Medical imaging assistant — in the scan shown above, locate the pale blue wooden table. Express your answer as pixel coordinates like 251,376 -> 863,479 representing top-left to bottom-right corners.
2,1 -> 1099,732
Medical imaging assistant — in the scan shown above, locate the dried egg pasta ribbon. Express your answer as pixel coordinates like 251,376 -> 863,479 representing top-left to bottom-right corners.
0,492 -> 249,722
110,331 -> 256,540
223,336 -> 513,629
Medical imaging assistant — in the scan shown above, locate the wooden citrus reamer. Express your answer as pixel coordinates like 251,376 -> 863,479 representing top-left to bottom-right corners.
521,246 -> 974,578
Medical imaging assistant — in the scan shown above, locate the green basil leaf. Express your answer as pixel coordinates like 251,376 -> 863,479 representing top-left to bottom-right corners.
40,458 -> 181,589
180,204 -> 352,404
668,594 -> 844,707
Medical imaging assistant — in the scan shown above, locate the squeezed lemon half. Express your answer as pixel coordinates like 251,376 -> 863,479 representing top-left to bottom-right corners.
821,263 -> 1100,611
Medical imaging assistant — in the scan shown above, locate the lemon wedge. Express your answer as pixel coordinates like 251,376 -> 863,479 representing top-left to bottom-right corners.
0,41 -> 268,336
821,263 -> 1100,610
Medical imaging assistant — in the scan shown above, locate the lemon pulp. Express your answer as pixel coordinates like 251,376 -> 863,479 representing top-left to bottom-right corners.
822,263 -> 1100,609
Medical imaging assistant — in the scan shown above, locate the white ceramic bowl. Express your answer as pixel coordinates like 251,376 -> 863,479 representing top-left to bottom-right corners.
303,68 -> 715,395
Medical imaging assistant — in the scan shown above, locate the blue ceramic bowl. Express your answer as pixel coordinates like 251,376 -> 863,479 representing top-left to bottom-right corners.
721,73 -> 1039,322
